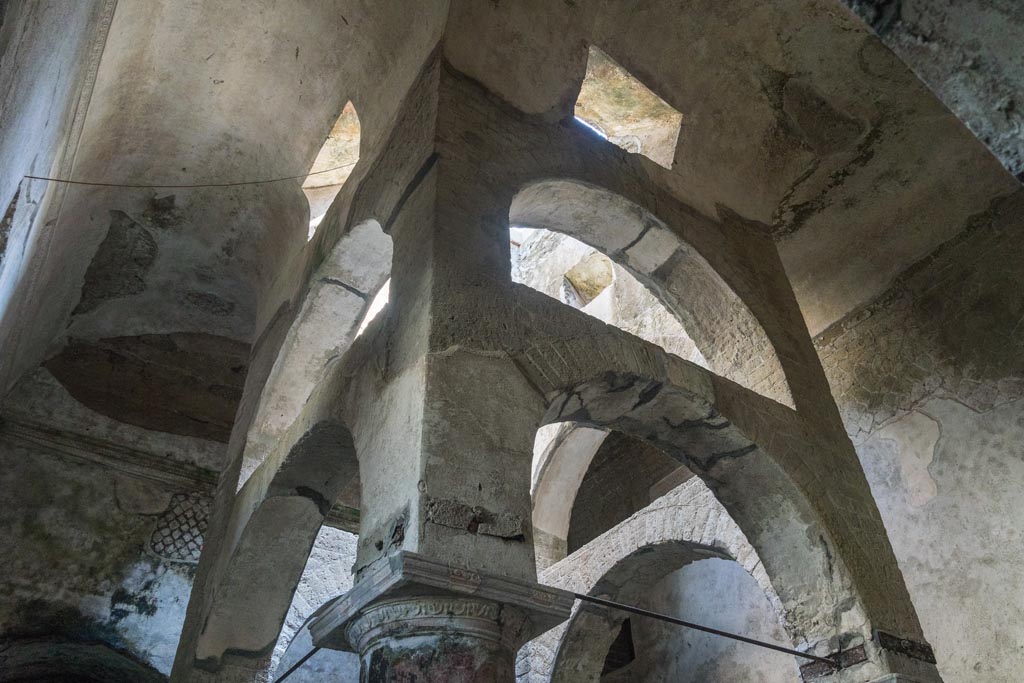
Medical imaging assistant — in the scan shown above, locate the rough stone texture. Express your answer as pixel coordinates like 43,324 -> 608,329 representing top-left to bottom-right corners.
0,365 -> 231,679
73,210 -> 158,315
270,526 -> 358,675
843,0 -> 1024,179
0,419 -> 208,677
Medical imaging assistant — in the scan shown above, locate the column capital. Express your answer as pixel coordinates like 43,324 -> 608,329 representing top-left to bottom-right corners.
309,551 -> 574,653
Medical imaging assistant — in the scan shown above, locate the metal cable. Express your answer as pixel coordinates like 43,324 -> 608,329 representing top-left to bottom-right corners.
273,595 -> 837,682
22,161 -> 357,190
574,593 -> 838,668
271,646 -> 321,683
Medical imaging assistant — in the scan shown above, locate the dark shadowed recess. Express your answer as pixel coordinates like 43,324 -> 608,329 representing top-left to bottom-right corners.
0,637 -> 166,683
45,333 -> 249,442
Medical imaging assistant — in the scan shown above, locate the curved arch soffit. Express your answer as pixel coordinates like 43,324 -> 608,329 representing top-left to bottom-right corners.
531,422 -> 608,568
549,540 -> 789,683
239,218 -> 391,489
521,355 -> 862,646
198,418 -> 359,665
509,178 -> 794,408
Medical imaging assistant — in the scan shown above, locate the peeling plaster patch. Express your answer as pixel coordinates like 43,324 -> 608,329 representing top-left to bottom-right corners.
426,497 -> 526,541
74,210 -> 157,314
876,410 -> 940,506
142,194 -> 179,229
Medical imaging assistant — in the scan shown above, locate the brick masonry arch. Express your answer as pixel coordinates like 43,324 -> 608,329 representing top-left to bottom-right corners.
518,476 -> 784,682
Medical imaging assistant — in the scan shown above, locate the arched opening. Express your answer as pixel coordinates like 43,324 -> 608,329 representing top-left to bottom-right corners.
195,419 -> 360,668
269,525 -> 361,681
626,558 -> 798,682
564,430 -> 689,554
531,422 -> 608,569
303,101 -> 361,239
507,178 -> 929,656
529,422 -> 796,679
510,179 -> 793,408
521,473 -> 796,683
531,422 -> 696,570
512,227 -> 708,369
551,545 -> 797,683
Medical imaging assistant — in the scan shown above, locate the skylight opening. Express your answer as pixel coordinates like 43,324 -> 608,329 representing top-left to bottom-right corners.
303,101 -> 360,240
561,252 -> 614,309
574,46 -> 682,169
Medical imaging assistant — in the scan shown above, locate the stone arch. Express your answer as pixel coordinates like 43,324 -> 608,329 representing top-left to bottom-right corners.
510,303 -> 924,656
542,374 -> 846,647
531,423 -> 608,569
509,178 -> 793,408
520,477 -> 788,683
239,218 -> 391,487
553,542 -> 732,682
194,418 -> 359,668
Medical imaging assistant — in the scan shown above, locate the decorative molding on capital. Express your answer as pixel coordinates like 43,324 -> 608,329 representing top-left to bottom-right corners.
309,551 -> 574,653
345,597 -> 505,653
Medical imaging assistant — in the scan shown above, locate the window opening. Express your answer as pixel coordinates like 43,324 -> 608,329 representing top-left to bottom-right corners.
303,101 -> 360,239
512,227 -> 707,368
574,46 -> 682,168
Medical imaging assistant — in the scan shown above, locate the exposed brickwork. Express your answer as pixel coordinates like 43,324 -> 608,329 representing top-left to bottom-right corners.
519,477 -> 779,683
567,431 -> 680,553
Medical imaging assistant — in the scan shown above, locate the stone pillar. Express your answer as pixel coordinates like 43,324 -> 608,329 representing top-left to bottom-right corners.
305,58 -> 573,682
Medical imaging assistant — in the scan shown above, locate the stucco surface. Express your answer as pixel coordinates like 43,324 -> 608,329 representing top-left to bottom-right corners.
629,559 -> 799,683
815,189 -> 1024,682
1,1 -> 1020,681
